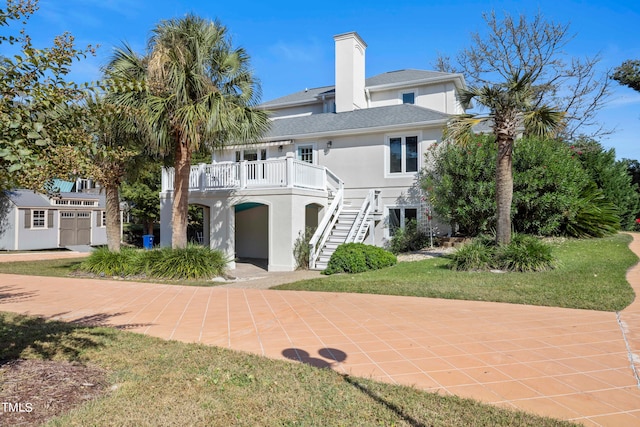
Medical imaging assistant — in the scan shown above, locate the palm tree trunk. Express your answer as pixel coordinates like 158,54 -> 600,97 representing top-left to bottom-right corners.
495,136 -> 514,245
105,183 -> 121,252
172,138 -> 191,249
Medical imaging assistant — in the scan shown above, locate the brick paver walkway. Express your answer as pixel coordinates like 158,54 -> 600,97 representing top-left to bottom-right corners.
2,236 -> 640,426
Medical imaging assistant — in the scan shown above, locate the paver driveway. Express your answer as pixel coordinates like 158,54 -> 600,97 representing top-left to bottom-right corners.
2,235 -> 640,426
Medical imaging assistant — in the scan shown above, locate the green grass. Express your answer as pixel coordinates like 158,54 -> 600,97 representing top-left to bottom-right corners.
276,234 -> 638,311
0,312 -> 576,427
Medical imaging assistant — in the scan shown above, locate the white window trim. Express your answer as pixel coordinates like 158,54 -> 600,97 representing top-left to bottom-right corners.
385,205 -> 421,239
31,209 -> 47,229
100,211 -> 106,227
295,142 -> 317,165
384,132 -> 422,178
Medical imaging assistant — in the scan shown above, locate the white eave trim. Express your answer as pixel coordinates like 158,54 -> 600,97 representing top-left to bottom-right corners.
366,74 -> 466,92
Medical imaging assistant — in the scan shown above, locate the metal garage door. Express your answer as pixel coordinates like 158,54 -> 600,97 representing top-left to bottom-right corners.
60,211 -> 91,246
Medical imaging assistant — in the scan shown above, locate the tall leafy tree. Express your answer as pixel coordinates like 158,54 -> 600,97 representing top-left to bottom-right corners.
82,97 -> 147,251
612,60 -> 640,92
446,72 -> 564,244
0,0 -> 95,191
107,15 -> 269,248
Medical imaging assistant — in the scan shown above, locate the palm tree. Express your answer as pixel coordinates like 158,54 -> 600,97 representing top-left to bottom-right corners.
107,15 -> 269,248
446,72 -> 565,244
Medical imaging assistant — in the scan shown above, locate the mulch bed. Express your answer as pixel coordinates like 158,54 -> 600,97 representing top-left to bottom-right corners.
0,359 -> 108,426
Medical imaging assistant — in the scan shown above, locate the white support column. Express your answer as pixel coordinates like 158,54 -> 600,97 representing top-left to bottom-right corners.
286,153 -> 295,188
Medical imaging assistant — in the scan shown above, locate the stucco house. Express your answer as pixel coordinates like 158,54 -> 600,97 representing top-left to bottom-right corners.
159,31 -> 466,271
0,189 -> 107,250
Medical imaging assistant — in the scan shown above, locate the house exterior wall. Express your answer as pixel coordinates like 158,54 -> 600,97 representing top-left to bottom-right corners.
369,82 -> 459,113
160,188 -> 328,272
16,208 -> 59,250
0,205 -> 17,250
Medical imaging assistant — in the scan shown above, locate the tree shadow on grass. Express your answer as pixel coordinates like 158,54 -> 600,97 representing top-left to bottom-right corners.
282,347 -> 425,427
0,309 -> 151,365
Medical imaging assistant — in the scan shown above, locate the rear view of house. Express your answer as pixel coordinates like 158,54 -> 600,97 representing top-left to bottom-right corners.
160,32 -> 466,271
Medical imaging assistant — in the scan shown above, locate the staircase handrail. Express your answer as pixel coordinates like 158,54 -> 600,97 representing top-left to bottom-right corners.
309,182 -> 344,269
346,189 -> 375,243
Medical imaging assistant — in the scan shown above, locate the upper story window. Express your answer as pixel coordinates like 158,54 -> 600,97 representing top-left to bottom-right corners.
389,136 -> 418,174
402,92 -> 415,104
297,145 -> 314,164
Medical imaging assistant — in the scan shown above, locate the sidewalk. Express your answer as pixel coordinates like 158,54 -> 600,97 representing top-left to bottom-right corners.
1,236 -> 640,426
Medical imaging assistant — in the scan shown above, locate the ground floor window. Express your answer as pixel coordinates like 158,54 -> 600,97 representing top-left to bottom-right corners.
235,148 -> 267,162
32,210 -> 46,228
388,207 -> 418,237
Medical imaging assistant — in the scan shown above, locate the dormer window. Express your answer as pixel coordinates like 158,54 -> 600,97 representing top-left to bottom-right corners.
402,92 -> 415,104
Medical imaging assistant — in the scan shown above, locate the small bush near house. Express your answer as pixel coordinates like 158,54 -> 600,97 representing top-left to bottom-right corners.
388,220 -> 431,254
448,234 -> 556,272
323,243 -> 396,275
81,245 -> 228,280
293,227 -> 314,270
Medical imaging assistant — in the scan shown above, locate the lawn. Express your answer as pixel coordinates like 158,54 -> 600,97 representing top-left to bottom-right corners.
0,312 -> 576,426
275,234 -> 638,311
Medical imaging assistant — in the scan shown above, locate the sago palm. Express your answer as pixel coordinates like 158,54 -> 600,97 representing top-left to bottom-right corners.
106,15 -> 269,248
446,71 -> 565,244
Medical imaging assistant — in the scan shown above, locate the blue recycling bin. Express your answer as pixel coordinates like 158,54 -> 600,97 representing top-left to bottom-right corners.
142,234 -> 154,250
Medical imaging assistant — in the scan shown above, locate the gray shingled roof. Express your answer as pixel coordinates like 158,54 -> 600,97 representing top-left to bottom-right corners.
4,190 -> 106,208
260,69 -> 460,109
260,85 -> 335,108
4,190 -> 51,208
365,69 -> 456,87
264,104 -> 450,139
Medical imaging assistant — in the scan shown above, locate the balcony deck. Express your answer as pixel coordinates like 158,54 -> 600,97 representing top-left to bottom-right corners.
161,158 -> 333,193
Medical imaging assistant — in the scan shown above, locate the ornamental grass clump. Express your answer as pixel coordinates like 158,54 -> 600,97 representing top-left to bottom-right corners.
81,245 -> 228,280
448,234 -> 556,272
81,247 -> 141,276
448,239 -> 495,271
323,243 -> 396,275
145,244 -> 228,280
494,234 -> 557,272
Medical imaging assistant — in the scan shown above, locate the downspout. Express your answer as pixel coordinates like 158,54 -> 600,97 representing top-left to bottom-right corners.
365,88 -> 371,108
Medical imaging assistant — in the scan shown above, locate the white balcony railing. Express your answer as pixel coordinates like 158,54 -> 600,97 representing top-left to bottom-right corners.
162,158 -> 330,192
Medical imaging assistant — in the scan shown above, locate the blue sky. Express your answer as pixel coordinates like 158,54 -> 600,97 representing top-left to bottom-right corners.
13,0 -> 640,159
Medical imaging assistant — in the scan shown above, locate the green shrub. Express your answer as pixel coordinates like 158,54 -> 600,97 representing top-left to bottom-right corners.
81,247 -> 141,276
494,234 -> 556,272
323,243 -> 396,275
293,227 -> 313,270
81,245 -> 228,280
388,220 -> 430,254
448,234 -> 556,272
564,184 -> 620,238
448,240 -> 495,271
145,244 -> 228,280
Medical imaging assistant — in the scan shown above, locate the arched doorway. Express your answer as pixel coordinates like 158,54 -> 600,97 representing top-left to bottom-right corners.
234,202 -> 268,268
187,204 -> 210,245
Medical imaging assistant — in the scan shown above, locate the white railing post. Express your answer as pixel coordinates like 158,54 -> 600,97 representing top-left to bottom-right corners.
240,161 -> 247,189
286,153 -> 295,188
198,164 -> 205,191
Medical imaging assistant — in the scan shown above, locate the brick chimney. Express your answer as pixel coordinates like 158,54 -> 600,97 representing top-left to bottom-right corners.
334,32 -> 367,113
